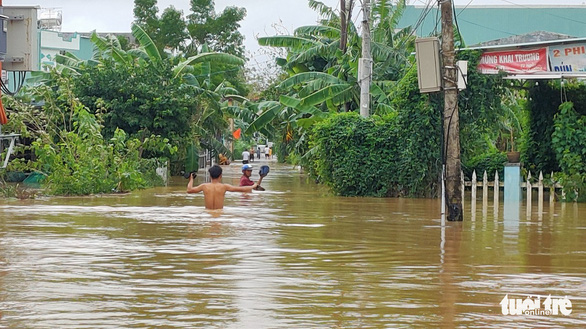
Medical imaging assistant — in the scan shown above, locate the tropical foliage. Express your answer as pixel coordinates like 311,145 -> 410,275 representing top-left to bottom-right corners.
309,96 -> 441,198
309,112 -> 399,197
251,2 -> 523,197
64,25 -> 243,165
3,18 -> 248,194
3,74 -> 171,195
250,0 -> 415,163
551,101 -> 586,201
456,50 -> 509,178
3,0 -> 584,202
525,79 -> 586,175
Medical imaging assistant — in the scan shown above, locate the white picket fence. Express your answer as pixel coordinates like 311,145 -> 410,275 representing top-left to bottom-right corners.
462,170 -> 567,216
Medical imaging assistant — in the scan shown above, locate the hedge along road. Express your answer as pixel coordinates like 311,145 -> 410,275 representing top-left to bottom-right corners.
0,161 -> 585,328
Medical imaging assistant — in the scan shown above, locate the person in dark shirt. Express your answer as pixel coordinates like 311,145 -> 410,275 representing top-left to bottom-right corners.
239,164 -> 264,190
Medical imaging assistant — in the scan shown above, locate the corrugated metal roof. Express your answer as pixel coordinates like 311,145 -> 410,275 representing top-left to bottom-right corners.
399,5 -> 586,46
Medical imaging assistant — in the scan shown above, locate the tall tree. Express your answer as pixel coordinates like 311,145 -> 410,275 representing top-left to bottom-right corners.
134,1 -> 189,52
133,0 -> 159,38
158,6 -> 189,52
186,0 -> 246,57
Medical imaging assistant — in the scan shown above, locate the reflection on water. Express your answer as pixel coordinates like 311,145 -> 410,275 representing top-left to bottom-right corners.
1,162 -> 585,328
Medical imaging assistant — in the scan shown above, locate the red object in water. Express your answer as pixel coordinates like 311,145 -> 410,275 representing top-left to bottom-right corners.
0,60 -> 6,125
0,100 -> 7,125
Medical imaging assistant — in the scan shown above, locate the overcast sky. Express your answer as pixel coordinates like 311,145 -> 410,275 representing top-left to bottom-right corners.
4,0 -> 586,64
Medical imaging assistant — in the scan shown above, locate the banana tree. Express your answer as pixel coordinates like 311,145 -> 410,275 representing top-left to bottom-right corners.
260,0 -> 413,112
92,25 -> 245,157
250,0 -> 414,150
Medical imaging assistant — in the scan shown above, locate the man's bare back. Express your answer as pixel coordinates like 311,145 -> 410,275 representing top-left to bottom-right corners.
187,165 -> 257,210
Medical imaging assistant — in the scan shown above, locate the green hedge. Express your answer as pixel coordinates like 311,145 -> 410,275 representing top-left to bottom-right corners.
526,80 -> 586,174
305,64 -> 443,197
551,102 -> 586,202
309,113 -> 397,197
308,110 -> 441,197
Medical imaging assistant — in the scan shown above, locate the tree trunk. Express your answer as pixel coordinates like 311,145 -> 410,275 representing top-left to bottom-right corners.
340,0 -> 348,53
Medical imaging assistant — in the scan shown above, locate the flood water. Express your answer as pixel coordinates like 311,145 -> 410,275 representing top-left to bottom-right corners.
1,161 -> 585,328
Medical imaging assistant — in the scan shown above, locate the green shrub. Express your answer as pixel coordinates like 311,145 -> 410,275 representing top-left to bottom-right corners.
551,102 -> 586,201
462,151 -> 507,181
552,102 -> 586,175
309,113 -> 393,196
4,74 -> 173,195
30,110 -> 162,195
308,110 -> 441,197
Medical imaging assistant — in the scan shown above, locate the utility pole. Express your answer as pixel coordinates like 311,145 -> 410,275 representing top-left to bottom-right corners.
441,0 -> 463,221
359,0 -> 371,117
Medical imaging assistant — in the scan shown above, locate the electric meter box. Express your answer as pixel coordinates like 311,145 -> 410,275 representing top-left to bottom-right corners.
0,9 -> 7,59
415,37 -> 442,93
2,6 -> 39,72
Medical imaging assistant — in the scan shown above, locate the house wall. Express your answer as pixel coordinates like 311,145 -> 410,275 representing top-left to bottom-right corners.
39,30 -> 93,71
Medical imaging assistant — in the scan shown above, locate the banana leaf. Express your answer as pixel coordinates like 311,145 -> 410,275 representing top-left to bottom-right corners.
131,24 -> 162,67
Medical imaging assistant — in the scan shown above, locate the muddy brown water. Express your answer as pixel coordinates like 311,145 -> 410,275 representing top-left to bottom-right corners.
1,161 -> 585,328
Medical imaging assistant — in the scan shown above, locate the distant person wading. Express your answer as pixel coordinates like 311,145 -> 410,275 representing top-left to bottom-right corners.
242,149 -> 250,164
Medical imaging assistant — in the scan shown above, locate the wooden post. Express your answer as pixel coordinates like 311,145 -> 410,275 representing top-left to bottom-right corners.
441,0 -> 462,221
340,0 -> 348,52
494,170 -> 499,218
229,118 -> 234,160
228,98 -> 234,161
550,171 -> 555,205
471,170 -> 477,220
461,170 -> 465,212
527,171 -> 532,218
471,171 -> 477,201
538,171 -> 544,214
483,171 -> 488,203
482,171 -> 488,219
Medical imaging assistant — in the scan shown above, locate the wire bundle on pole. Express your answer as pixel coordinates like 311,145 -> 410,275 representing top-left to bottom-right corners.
0,70 -> 27,96
0,61 -> 8,125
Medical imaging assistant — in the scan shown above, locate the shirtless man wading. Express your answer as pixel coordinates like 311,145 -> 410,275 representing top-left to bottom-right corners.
187,165 -> 258,210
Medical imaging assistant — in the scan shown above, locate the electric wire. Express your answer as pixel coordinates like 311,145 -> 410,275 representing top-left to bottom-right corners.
442,103 -> 459,216
460,0 -> 475,12
0,71 -> 27,96
452,0 -> 464,48
498,0 -> 586,26
454,0 -> 586,40
411,0 -> 436,37
433,1 -> 441,36
454,18 -> 518,37
453,0 -> 475,47
454,0 -> 586,42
